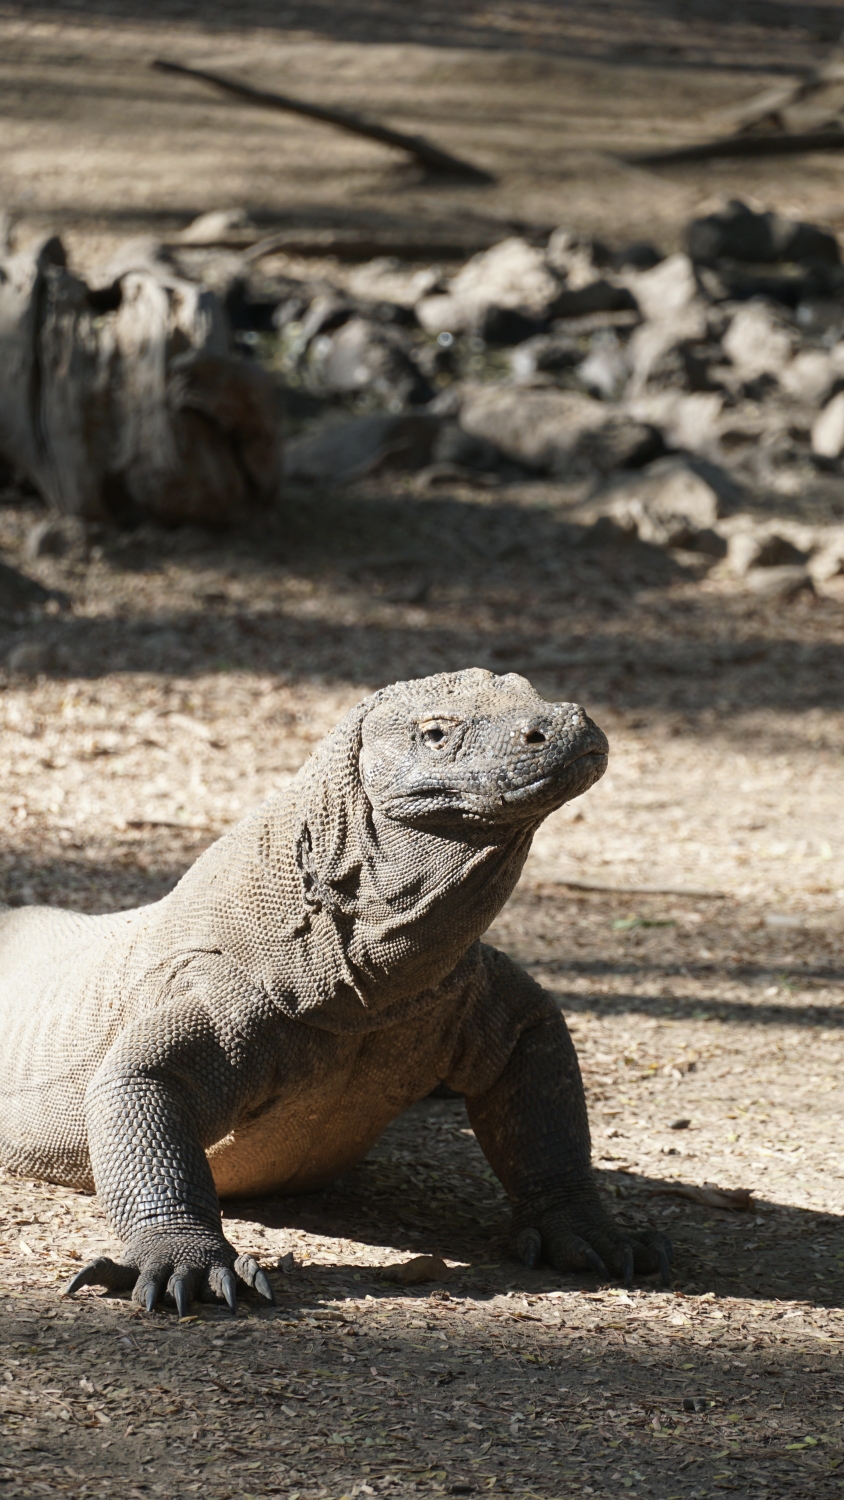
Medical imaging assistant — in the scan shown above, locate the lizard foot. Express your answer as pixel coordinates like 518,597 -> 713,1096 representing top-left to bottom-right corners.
65,1230 -> 276,1314
511,1189 -> 672,1287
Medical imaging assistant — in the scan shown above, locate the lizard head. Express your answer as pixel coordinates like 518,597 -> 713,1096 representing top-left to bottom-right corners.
358,667 -> 608,833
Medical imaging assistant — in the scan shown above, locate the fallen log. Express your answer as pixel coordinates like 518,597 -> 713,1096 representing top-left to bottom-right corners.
625,129 -> 844,167
152,58 -> 494,184
0,236 -> 281,526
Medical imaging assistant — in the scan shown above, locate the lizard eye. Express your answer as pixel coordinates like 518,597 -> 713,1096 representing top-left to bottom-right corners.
420,723 -> 448,746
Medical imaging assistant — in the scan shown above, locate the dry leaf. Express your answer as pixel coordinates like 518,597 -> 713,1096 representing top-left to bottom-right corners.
649,1182 -> 753,1211
380,1255 -> 453,1285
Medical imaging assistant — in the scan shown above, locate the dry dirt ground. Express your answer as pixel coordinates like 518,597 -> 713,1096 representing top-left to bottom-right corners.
8,1 -> 844,267
1,471 -> 843,1500
2,3 -> 844,1499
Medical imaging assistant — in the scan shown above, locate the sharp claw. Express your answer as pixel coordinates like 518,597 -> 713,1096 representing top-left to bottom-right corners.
584,1248 -> 607,1278
144,1284 -> 158,1313
253,1269 -> 275,1304
657,1246 -> 672,1287
621,1246 -> 635,1287
221,1270 -> 238,1313
173,1278 -> 190,1318
65,1265 -> 96,1296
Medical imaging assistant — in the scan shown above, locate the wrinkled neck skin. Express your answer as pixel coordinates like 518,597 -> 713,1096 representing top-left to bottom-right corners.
162,700 -> 539,1030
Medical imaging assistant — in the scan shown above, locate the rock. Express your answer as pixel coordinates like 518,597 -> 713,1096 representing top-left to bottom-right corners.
627,390 -> 725,457
0,559 -> 53,621
728,530 -> 807,577
476,304 -> 545,347
6,639 -> 56,675
578,513 -> 638,548
298,292 -> 356,344
457,386 -> 662,476
722,301 -> 795,382
347,257 -> 442,308
284,412 -> 440,485
779,349 -> 836,407
812,390 -> 844,458
175,208 -> 253,245
744,564 -> 814,600
810,544 -> 844,582
381,1255 -> 453,1286
225,275 -> 306,334
416,236 -> 561,333
686,199 -> 840,268
313,317 -> 433,406
594,456 -> 728,549
431,420 -> 505,473
577,332 -> 628,400
626,321 -> 719,396
550,279 -> 637,320
25,515 -> 89,562
623,253 -> 701,324
509,333 -> 581,382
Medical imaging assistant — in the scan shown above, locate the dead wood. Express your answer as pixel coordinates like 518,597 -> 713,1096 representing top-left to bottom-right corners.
711,59 -> 844,136
625,129 -> 844,167
0,236 -> 281,526
152,58 -> 495,184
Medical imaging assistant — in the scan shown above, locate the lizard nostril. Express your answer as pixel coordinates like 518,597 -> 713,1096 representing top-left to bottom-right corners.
522,728 -> 546,746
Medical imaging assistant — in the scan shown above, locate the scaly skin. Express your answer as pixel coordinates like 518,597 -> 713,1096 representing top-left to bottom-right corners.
0,669 -> 670,1312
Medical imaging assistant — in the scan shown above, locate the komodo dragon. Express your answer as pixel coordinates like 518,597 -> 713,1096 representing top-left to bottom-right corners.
0,668 -> 670,1314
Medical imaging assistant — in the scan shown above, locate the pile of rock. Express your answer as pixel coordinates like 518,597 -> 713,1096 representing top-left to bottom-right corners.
3,198 -> 844,587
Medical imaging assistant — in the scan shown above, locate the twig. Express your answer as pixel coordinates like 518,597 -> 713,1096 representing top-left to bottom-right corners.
152,58 -> 494,184
553,880 -> 726,899
625,130 -> 844,167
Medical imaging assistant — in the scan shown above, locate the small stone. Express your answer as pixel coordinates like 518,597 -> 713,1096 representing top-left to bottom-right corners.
176,207 -> 253,245
686,199 -> 840,268
812,390 -> 844,458
416,236 -> 562,333
348,257 -> 441,308
670,1118 -> 691,1130
284,413 -> 440,485
314,317 -> 432,406
728,531 -> 807,577
381,1255 -> 453,1286
623,252 -> 700,324
458,385 -> 661,475
779,349 -> 836,407
509,333 -> 580,382
810,544 -> 844,583
744,564 -> 814,600
722,301 -> 794,382
594,455 -> 729,549
578,333 -> 628,400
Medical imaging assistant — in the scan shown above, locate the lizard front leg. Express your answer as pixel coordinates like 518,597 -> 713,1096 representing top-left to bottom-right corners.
67,983 -> 278,1314
455,947 -> 671,1285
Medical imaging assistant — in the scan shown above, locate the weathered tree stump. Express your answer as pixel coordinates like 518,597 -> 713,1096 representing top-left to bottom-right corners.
0,235 -> 281,526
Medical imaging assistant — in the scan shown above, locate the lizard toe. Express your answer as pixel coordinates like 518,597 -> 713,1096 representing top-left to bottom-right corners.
513,1227 -> 542,1269
65,1257 -> 136,1297
233,1255 -> 275,1304
206,1265 -> 239,1312
133,1273 -> 167,1312
167,1267 -> 199,1318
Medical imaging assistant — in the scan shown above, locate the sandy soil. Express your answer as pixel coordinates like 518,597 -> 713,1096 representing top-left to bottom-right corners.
2,4 -> 844,1498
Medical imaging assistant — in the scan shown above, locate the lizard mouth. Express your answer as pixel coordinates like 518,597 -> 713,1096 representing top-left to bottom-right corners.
501,746 -> 608,803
